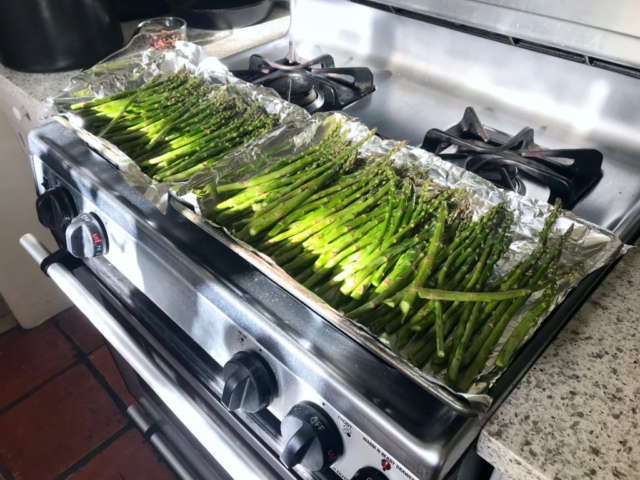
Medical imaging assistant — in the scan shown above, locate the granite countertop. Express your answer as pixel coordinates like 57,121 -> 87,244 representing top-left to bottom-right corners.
478,242 -> 640,479
2,9 -> 639,479
0,6 -> 290,115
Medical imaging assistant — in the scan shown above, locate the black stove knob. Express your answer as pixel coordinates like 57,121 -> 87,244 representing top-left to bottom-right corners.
65,213 -> 108,258
221,351 -> 276,413
352,466 -> 389,480
36,187 -> 76,231
280,402 -> 343,472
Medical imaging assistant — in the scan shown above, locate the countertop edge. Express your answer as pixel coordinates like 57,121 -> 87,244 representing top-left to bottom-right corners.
477,430 -> 549,480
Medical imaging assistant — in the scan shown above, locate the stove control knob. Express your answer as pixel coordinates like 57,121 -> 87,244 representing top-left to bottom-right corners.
280,402 -> 343,472
36,187 -> 76,231
65,213 -> 108,258
352,466 -> 389,480
221,351 -> 276,413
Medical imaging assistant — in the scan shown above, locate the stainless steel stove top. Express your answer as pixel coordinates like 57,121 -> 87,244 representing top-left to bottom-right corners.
224,0 -> 640,233
26,1 -> 640,480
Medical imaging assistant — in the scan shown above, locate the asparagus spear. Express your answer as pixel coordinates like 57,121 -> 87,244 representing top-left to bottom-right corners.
494,286 -> 555,369
398,203 -> 447,317
434,300 -> 445,358
493,227 -> 572,369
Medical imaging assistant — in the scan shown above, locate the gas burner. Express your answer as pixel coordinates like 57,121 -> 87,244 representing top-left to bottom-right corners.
267,74 -> 323,110
231,41 -> 375,113
467,158 -> 526,195
421,107 -> 604,208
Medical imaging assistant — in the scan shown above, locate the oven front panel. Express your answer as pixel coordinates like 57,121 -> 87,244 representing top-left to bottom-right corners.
73,265 -> 292,480
29,125 -> 432,479
79,258 -> 422,480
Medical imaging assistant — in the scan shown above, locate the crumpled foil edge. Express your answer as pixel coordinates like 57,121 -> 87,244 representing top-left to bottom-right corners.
43,41 -> 310,213
174,111 -> 629,411
41,43 -> 629,411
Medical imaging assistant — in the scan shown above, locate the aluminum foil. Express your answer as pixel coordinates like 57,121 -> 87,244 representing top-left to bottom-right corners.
185,112 -> 372,215
41,41 -> 309,212
37,40 -> 628,410
177,111 -> 628,410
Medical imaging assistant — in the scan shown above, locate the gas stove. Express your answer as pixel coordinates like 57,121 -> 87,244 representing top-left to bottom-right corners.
221,1 -> 640,232
421,107 -> 604,208
23,1 -> 640,480
232,41 -> 375,113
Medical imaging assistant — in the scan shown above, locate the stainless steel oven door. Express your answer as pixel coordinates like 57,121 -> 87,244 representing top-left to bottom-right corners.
20,233 -> 299,480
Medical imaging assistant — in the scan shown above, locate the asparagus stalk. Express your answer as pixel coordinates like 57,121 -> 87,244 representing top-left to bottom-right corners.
493,286 -> 555,369
398,203 -> 447,317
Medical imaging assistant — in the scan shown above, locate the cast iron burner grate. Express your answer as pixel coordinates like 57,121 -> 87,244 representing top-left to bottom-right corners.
231,41 -> 375,113
420,107 -> 604,209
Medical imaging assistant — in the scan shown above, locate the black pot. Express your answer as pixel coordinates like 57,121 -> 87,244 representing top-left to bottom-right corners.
167,0 -> 274,30
0,0 -> 123,73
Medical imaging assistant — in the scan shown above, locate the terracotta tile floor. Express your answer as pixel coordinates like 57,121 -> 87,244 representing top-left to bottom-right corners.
0,307 -> 178,480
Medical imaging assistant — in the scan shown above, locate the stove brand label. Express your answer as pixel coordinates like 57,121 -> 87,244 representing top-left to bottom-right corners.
323,402 -> 419,480
363,435 -> 376,450
395,463 -> 417,479
362,436 -> 396,466
331,467 -> 349,480
353,434 -> 418,480
337,415 -> 353,437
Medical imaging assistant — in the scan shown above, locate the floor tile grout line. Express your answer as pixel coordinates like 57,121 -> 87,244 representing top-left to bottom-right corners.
55,321 -> 180,480
86,343 -> 106,357
0,453 -> 15,480
53,320 -> 129,414
54,319 -> 180,479
0,360 -> 81,416
0,323 -> 18,340
0,312 -> 91,414
54,305 -> 81,320
0,314 -> 177,479
0,313 -> 140,480
53,422 -> 134,480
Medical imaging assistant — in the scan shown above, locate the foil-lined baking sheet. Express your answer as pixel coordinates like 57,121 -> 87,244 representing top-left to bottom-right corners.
42,41 -> 309,212
41,43 -> 629,411
177,112 -> 629,410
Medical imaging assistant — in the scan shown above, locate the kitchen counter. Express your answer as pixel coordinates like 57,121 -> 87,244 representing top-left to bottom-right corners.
2,7 -> 639,479
0,6 -> 290,116
478,242 -> 640,479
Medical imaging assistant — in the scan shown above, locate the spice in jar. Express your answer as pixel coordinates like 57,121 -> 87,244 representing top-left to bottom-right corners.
150,33 -> 180,50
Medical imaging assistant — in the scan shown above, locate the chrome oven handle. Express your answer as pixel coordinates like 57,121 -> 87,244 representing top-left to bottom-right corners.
20,234 -> 263,480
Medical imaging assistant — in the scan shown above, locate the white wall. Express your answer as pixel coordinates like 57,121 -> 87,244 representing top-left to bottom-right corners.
0,106 -> 70,328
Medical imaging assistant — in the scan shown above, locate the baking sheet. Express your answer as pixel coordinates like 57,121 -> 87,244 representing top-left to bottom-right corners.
42,41 -> 309,212
41,42 -> 629,412
177,111 -> 629,411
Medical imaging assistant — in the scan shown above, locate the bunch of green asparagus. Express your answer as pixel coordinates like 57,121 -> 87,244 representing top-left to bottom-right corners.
198,123 -> 578,392
69,71 -> 278,182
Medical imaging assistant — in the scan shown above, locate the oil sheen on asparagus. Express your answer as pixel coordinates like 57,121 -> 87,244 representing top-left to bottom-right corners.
193,122 -> 579,393
69,71 -> 278,182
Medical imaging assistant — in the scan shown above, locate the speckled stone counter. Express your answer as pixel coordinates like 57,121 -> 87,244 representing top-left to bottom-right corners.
0,7 -> 290,115
478,243 -> 640,480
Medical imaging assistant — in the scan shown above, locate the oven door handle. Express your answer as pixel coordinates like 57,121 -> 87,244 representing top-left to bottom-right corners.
20,234 -> 266,480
